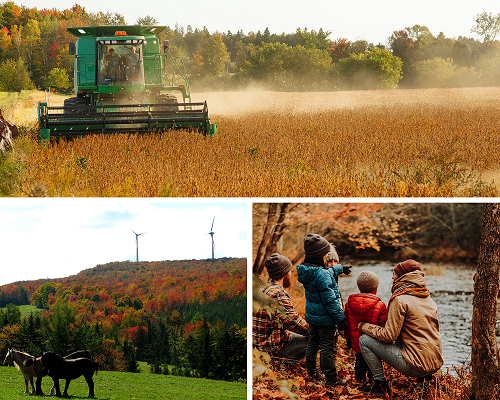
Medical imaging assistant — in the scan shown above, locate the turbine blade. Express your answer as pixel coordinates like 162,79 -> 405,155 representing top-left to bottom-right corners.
211,216 -> 215,231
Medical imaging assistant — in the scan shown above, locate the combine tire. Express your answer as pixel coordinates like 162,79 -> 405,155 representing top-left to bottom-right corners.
64,97 -> 88,115
157,94 -> 178,111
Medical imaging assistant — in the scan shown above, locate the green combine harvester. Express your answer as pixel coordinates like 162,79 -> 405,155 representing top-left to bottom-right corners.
37,25 -> 217,141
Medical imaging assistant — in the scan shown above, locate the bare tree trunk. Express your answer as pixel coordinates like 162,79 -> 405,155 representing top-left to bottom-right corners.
471,203 -> 500,400
252,203 -> 290,275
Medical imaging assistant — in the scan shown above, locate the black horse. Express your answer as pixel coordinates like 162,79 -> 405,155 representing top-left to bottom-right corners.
38,351 -> 98,397
31,350 -> 93,395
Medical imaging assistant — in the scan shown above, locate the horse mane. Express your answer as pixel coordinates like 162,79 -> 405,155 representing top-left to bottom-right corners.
9,349 -> 35,372
13,350 -> 33,357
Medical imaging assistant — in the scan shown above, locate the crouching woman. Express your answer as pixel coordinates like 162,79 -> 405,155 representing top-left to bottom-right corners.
358,260 -> 443,395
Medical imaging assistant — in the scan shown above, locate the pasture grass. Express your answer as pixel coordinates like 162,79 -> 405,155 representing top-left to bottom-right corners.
3,88 -> 500,197
0,364 -> 247,400
0,305 -> 42,318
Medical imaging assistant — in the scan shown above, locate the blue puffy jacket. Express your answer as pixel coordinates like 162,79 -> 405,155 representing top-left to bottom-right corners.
297,263 -> 345,327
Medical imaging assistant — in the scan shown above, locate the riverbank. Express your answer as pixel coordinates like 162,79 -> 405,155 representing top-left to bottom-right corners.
346,246 -> 479,265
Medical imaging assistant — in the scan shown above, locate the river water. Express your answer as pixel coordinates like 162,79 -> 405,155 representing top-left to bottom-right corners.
337,262 -> 478,371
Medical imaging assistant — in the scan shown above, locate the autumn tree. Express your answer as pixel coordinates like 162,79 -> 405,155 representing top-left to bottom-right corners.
87,11 -> 126,26
337,47 -> 403,89
30,282 -> 58,309
42,67 -> 71,91
471,12 -> 500,43
415,57 -> 455,88
471,203 -> 500,400
136,15 -> 158,25
191,33 -> 229,77
296,27 -> 331,51
20,18 -> 40,71
0,26 -> 15,61
0,323 -> 20,353
388,27 -> 417,86
329,37 -> 351,63
451,40 -> 473,67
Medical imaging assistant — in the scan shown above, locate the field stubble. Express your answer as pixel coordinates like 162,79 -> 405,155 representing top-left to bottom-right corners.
5,88 -> 500,197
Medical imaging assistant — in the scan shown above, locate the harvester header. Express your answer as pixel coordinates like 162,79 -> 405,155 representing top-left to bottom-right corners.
38,25 -> 217,141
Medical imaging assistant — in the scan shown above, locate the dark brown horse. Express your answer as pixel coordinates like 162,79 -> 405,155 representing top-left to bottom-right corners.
34,350 -> 96,396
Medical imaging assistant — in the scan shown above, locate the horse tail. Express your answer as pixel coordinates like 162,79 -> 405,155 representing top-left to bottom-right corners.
94,362 -> 99,376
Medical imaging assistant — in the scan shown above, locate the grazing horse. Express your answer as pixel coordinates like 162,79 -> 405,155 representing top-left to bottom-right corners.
3,349 -> 42,394
28,349 -> 93,395
40,351 -> 98,398
0,110 -> 18,153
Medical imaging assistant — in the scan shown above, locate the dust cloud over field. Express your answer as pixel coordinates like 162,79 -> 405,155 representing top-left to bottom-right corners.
193,87 -> 500,116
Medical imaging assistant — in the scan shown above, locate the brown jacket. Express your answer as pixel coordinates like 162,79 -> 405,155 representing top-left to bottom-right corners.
361,271 -> 444,373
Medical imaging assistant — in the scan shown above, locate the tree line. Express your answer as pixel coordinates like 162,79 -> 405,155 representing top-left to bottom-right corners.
1,2 -> 500,92
253,203 -> 484,273
0,300 -> 246,381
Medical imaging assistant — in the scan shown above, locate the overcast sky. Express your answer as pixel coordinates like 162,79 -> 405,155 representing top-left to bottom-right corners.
16,0 -> 499,45
0,199 -> 248,286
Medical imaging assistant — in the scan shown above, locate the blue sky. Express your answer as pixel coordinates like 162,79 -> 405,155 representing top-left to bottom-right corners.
17,0 -> 499,45
0,199 -> 248,286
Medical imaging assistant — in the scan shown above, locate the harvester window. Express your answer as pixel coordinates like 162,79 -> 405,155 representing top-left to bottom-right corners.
98,43 -> 144,85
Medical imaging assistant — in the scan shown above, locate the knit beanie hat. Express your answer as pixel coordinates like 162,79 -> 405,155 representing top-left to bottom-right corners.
325,244 -> 339,263
264,253 -> 292,281
357,270 -> 379,293
303,233 -> 331,259
394,259 -> 422,278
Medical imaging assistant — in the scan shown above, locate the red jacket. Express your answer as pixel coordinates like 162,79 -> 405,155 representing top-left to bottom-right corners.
344,293 -> 388,353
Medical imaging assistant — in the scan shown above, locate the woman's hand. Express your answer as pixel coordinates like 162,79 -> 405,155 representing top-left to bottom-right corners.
358,322 -> 367,334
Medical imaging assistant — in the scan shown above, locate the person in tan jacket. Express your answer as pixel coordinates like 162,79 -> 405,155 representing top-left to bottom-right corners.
357,259 -> 444,395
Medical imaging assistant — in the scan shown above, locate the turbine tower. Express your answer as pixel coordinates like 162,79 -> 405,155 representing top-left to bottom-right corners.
131,229 -> 146,262
208,216 -> 215,259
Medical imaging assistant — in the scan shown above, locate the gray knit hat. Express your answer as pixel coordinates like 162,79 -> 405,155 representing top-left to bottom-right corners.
357,270 -> 379,293
264,253 -> 292,280
304,233 -> 331,259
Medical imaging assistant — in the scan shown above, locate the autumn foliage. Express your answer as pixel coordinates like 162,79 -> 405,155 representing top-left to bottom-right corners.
253,345 -> 472,399
0,258 -> 247,379
1,258 -> 246,316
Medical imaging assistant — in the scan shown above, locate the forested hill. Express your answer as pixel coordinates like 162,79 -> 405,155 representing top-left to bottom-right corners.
0,257 -> 247,327
0,258 -> 247,379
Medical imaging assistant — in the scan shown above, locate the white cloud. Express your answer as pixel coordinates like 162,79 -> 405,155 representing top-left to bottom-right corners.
0,199 -> 248,285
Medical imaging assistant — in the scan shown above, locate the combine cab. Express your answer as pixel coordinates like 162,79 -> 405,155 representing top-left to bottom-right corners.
38,25 -> 217,141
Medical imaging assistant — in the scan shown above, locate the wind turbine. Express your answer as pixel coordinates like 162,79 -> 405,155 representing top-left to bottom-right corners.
131,229 -> 147,262
208,216 -> 215,259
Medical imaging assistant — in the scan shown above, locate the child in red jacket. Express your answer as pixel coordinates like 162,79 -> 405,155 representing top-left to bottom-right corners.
344,270 -> 388,383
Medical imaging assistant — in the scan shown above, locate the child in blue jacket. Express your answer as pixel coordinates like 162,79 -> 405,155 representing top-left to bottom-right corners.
297,233 -> 351,387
